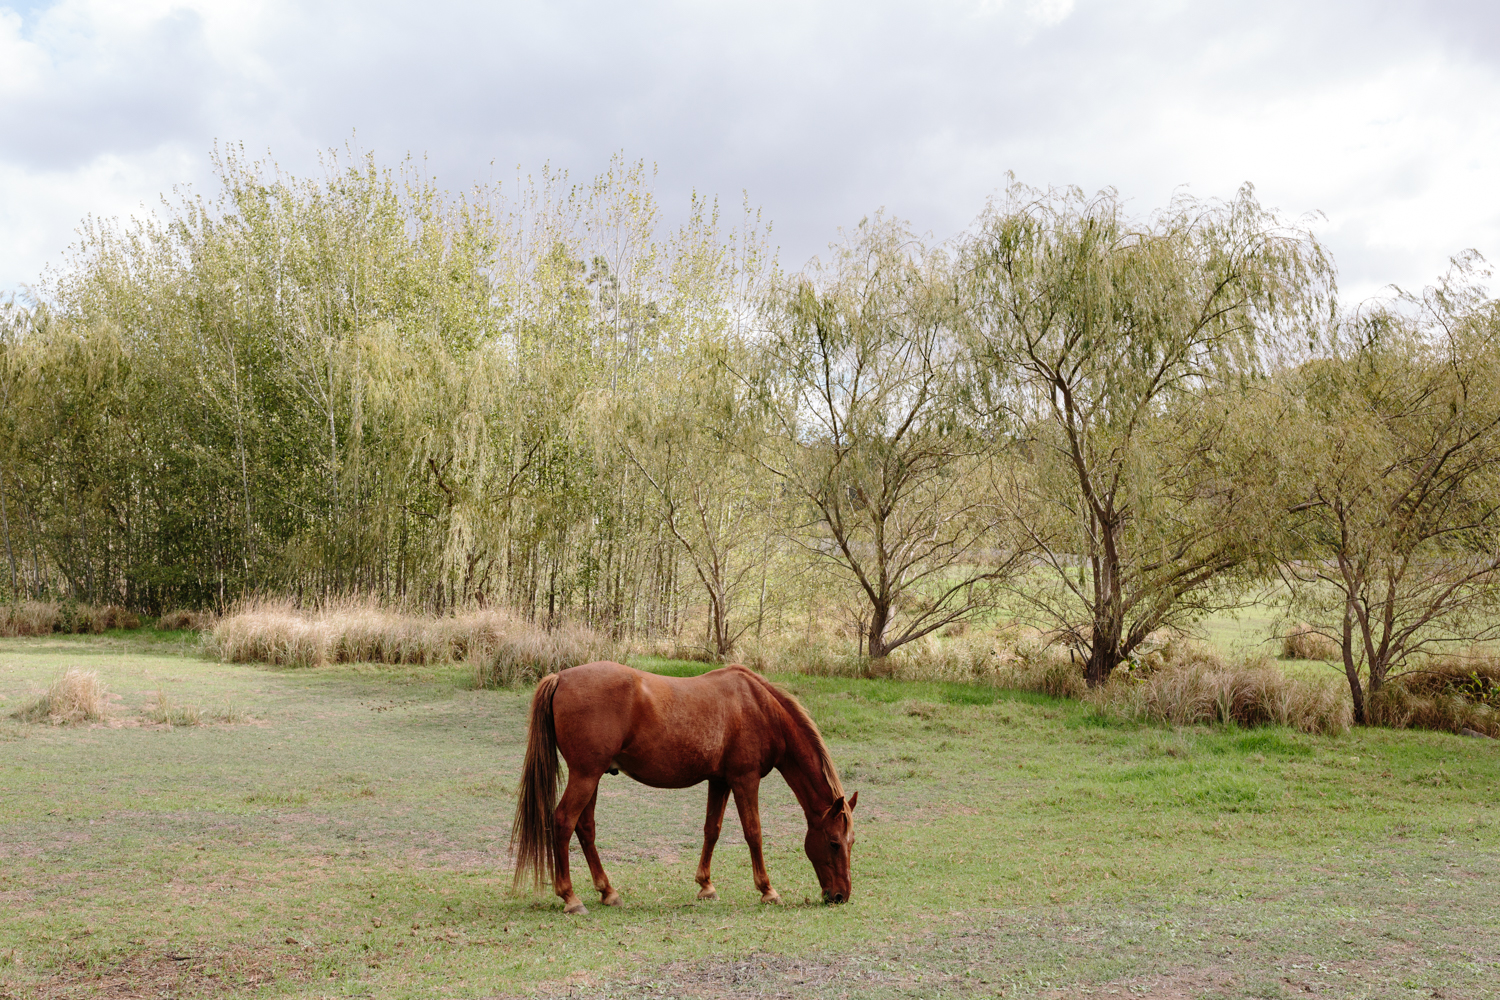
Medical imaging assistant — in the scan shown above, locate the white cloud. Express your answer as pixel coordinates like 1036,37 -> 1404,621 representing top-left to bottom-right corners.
0,0 -> 1496,305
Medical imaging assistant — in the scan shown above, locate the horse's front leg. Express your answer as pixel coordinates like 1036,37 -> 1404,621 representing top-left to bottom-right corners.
695,779 -> 730,900
552,772 -> 601,914
576,786 -> 620,906
730,776 -> 780,904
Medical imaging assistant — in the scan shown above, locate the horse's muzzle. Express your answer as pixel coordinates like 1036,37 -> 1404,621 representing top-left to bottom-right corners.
822,890 -> 847,904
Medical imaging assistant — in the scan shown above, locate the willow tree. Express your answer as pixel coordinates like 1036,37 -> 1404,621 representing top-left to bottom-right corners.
965,183 -> 1334,686
755,218 -> 1027,664
1274,261 -> 1500,724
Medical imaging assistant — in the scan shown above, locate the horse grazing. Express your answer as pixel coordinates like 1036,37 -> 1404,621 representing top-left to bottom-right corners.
511,661 -> 857,914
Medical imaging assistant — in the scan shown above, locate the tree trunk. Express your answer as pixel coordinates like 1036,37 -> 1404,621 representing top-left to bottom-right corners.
1085,641 -> 1120,688
1342,605 -> 1367,725
0,469 -> 16,597
708,586 -> 732,659
1085,615 -> 1123,687
866,601 -> 892,668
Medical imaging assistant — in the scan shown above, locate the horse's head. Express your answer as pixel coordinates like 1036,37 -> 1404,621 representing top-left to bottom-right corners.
804,790 -> 858,904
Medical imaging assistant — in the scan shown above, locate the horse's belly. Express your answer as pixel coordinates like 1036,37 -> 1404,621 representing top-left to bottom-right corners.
612,754 -> 716,789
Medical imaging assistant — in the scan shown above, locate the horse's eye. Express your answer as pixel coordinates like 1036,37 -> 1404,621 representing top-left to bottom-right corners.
829,842 -> 841,852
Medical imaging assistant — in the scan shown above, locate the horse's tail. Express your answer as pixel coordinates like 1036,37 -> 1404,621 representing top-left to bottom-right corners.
511,672 -> 561,893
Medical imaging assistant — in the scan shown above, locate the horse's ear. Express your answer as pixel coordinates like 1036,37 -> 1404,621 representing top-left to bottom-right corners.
821,796 -> 845,825
848,791 -> 858,812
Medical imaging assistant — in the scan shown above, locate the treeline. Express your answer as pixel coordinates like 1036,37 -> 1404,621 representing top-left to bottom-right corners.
5,148 -> 1500,718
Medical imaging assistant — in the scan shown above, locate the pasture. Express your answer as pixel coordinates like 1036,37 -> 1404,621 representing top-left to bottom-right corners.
1,632 -> 1498,999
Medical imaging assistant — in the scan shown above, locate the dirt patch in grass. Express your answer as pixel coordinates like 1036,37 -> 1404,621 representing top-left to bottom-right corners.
554,953 -> 914,999
1038,966 -> 1239,999
13,942 -> 314,999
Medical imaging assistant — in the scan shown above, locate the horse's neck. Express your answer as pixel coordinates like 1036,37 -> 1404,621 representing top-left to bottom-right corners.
774,714 -> 836,822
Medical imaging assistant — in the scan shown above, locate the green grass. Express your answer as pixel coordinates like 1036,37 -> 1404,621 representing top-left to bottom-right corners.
1,638 -> 1498,998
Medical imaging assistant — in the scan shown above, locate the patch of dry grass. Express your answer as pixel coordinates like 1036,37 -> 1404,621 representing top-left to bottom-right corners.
0,601 -> 58,637
733,626 -> 1028,682
737,634 -> 866,677
157,608 -> 216,631
0,601 -> 143,636
979,632 -> 1350,735
471,621 -> 623,688
1370,650 -> 1500,737
208,599 -> 513,667
93,604 -> 142,631
11,668 -> 108,725
1281,622 -> 1341,661
1090,656 -> 1351,734
208,599 -> 622,685
144,690 -> 202,727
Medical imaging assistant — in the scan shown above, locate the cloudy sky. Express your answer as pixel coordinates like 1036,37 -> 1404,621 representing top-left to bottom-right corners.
1,0 -> 1497,303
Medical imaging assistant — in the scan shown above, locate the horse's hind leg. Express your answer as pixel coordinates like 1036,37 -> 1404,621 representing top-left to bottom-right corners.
731,776 -> 780,904
552,771 -> 602,915
695,779 -> 730,900
576,787 -> 620,906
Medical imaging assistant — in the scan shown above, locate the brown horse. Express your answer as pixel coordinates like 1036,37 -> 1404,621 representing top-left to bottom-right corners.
511,661 -> 857,914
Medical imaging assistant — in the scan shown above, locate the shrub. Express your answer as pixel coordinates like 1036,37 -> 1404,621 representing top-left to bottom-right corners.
12,668 -> 109,725
1282,623 -> 1341,661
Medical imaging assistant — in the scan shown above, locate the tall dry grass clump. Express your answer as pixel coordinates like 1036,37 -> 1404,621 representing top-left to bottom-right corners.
208,599 -> 516,667
1,601 -> 61,637
731,626 -> 1022,682
12,668 -> 109,724
1089,653 -> 1351,734
1282,623 -> 1341,661
208,599 -> 622,685
736,634 -> 867,678
472,622 -> 623,688
0,601 -> 143,636
157,609 -> 215,631
988,631 -> 1090,698
1368,651 -> 1500,737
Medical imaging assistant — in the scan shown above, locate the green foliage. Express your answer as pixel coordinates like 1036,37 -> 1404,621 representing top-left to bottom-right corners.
1273,256 -> 1500,722
963,181 -> 1336,686
3,149 -> 773,640
9,146 -> 1500,750
755,217 -> 1028,662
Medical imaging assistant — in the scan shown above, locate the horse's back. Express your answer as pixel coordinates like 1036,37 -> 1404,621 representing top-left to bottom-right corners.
550,662 -> 779,787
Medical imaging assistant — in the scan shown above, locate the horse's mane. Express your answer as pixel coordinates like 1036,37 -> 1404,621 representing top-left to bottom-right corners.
747,670 -> 844,799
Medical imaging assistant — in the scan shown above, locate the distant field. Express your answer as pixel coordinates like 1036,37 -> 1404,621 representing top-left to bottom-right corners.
2,633 -> 1498,999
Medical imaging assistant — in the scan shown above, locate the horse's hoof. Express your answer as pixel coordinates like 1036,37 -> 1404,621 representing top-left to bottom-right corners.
601,890 -> 621,906
564,901 -> 588,915
696,886 -> 718,901
760,890 -> 781,905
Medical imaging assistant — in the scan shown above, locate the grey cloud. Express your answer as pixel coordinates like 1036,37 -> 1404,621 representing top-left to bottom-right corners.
0,0 -> 1495,292
0,6 -> 216,169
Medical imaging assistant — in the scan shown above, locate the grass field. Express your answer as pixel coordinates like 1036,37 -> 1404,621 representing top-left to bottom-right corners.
2,633 -> 1498,999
